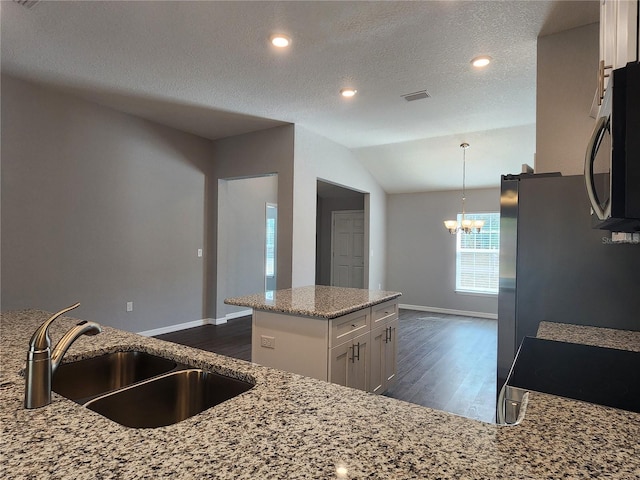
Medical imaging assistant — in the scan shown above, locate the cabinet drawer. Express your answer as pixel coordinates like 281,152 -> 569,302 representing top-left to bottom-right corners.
371,300 -> 398,327
330,308 -> 370,348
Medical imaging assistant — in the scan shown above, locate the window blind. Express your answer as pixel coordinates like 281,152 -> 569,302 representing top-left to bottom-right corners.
455,212 -> 500,294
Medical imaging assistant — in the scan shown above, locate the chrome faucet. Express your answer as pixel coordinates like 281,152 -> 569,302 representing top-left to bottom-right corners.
24,302 -> 102,409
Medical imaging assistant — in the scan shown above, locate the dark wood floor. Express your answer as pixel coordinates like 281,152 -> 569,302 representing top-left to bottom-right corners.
156,316 -> 252,362
155,309 -> 497,423
384,310 -> 497,423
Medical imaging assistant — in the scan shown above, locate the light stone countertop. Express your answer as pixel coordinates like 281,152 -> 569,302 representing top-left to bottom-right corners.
224,285 -> 402,319
1,310 -> 639,479
537,321 -> 640,352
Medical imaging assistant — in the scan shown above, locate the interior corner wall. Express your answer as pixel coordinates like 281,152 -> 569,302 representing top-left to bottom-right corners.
209,125 -> 294,319
1,75 -> 213,332
536,23 -> 599,174
386,188 -> 500,316
293,127 -> 387,290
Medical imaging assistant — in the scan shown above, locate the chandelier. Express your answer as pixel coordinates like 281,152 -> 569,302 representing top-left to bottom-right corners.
443,143 -> 485,234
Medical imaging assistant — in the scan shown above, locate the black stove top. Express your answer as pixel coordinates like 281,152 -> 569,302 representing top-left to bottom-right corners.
506,337 -> 640,413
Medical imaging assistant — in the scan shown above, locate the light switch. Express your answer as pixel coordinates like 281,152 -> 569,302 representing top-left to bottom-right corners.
197,248 -> 203,257
126,301 -> 133,312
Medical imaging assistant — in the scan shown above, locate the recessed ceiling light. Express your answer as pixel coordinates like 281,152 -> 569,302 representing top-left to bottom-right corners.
270,34 -> 291,48
471,55 -> 492,68
340,88 -> 358,98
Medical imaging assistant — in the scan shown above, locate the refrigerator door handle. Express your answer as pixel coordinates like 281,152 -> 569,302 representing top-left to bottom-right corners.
584,114 -> 611,221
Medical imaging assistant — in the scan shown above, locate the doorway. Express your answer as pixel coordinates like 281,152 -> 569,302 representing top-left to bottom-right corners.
315,180 -> 367,287
217,174 -> 277,319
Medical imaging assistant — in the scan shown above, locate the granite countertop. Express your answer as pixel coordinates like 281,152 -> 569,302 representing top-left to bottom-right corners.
537,321 -> 640,352
2,310 -> 639,479
224,285 -> 402,319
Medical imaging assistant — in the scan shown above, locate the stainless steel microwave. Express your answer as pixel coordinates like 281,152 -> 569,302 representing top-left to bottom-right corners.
585,61 -> 640,232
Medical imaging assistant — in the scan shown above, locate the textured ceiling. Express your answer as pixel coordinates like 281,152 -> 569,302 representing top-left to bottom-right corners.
1,0 -> 599,192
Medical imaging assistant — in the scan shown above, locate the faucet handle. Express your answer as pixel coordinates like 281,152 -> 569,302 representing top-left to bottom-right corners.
28,302 -> 81,352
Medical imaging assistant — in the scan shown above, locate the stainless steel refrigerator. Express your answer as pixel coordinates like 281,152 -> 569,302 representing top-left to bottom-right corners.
497,173 -> 640,389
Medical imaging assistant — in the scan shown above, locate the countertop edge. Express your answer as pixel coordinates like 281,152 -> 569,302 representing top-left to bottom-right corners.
225,291 -> 402,318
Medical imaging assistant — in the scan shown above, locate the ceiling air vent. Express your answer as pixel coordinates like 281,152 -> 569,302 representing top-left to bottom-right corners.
13,0 -> 40,9
401,90 -> 431,102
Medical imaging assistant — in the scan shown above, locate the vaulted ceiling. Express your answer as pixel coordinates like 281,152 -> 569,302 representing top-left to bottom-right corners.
2,0 -> 599,192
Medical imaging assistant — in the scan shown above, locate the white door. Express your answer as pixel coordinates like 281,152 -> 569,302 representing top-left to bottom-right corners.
331,210 -> 365,288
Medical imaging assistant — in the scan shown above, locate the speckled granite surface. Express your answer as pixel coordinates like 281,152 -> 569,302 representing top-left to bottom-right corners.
225,285 -> 402,318
537,321 -> 640,352
2,310 -> 639,479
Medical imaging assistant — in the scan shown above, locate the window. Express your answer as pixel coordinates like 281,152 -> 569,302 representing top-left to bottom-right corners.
265,203 -> 277,292
265,217 -> 276,276
455,212 -> 500,294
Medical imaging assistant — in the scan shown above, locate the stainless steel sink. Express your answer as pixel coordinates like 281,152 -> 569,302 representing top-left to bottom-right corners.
84,369 -> 254,428
52,351 -> 177,402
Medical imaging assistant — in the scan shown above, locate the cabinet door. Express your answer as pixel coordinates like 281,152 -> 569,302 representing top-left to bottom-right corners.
383,318 -> 399,389
615,0 -> 639,65
329,342 -> 350,388
370,319 -> 399,394
370,324 -> 386,394
329,332 -> 369,391
601,0 -> 639,72
349,333 -> 369,392
601,0 -> 617,69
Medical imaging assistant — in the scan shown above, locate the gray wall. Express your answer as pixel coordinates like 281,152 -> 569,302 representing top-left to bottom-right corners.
387,188 -> 500,316
217,175 -> 277,317
536,23 -> 599,174
293,127 -> 387,290
1,75 -> 213,332
210,125 -> 294,318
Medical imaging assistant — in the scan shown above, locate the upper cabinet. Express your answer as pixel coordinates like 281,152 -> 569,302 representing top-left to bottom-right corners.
599,0 -> 639,104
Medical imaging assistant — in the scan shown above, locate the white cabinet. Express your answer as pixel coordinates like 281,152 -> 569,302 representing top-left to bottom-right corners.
329,331 -> 369,392
251,299 -> 399,394
598,0 -> 639,104
370,311 -> 398,395
383,318 -> 399,390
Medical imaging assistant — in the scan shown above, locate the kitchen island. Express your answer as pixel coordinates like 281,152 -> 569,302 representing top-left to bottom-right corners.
225,286 -> 402,393
1,310 -> 639,479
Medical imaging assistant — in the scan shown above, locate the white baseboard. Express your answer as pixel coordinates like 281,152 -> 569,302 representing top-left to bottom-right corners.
137,319 -> 211,337
211,309 -> 253,326
138,309 -> 253,336
227,309 -> 253,320
399,304 -> 498,320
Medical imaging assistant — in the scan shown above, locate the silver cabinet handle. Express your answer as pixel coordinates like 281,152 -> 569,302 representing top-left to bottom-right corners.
384,326 -> 393,343
350,342 -> 361,363
598,59 -> 612,105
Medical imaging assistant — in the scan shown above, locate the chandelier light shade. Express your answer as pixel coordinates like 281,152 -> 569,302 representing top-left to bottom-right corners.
443,143 -> 485,235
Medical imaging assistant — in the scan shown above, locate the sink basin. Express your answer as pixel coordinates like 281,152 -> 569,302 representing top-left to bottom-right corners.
84,369 -> 254,428
53,351 -> 177,402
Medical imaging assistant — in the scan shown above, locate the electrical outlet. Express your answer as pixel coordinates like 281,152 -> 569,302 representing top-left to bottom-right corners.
126,301 -> 133,312
260,335 -> 275,349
